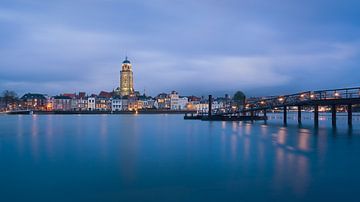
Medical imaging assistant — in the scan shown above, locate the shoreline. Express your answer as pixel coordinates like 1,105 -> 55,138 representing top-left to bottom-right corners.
4,110 -> 196,115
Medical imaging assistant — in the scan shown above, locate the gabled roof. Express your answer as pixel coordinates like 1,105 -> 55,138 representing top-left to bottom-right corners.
21,93 -> 46,100
98,91 -> 113,98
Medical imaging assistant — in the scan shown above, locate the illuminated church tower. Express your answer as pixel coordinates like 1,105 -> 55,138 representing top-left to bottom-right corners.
120,57 -> 134,96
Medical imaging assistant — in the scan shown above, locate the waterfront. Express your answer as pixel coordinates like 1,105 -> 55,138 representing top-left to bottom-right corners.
1,114 -> 360,201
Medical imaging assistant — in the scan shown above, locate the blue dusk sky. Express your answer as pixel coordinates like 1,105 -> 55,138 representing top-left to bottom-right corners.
0,0 -> 360,97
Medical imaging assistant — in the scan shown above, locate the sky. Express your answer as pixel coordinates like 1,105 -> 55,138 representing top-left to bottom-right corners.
0,0 -> 360,97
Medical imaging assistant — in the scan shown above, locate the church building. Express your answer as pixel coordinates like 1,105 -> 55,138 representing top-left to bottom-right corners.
119,57 -> 134,96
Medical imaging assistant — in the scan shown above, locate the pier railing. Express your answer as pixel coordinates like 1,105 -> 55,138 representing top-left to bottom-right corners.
244,87 -> 360,111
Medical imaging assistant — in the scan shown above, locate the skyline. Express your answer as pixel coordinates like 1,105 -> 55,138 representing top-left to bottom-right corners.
1,0 -> 360,97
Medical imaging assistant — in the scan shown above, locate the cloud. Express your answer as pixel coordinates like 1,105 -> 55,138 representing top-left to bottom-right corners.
0,1 -> 360,97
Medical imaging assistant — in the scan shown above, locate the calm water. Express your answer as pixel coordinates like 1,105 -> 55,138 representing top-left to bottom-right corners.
1,113 -> 360,202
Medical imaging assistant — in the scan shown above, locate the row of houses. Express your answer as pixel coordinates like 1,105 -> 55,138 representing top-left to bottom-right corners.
15,91 -> 232,112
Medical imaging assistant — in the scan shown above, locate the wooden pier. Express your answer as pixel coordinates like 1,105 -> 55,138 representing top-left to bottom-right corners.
185,87 -> 360,127
243,87 -> 360,127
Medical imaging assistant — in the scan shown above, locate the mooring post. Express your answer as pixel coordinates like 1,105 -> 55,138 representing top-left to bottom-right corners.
297,106 -> 302,124
348,104 -> 353,127
208,95 -> 212,118
331,105 -> 336,127
251,110 -> 255,123
314,105 -> 319,127
283,106 -> 287,125
264,109 -> 267,123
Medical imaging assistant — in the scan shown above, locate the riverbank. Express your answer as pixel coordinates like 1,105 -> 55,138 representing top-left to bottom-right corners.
6,109 -> 196,115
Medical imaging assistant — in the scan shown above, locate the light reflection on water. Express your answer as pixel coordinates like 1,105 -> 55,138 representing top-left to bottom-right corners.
0,114 -> 360,201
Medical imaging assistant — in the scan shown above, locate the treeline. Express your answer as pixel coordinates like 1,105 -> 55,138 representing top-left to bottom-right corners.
0,90 -> 19,110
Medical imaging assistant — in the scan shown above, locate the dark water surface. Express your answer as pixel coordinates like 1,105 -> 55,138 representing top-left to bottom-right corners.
1,113 -> 360,202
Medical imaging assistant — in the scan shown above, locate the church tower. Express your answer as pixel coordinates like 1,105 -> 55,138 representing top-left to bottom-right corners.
120,57 -> 134,96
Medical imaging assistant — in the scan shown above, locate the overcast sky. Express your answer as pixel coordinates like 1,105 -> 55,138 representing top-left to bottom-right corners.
1,0 -> 360,97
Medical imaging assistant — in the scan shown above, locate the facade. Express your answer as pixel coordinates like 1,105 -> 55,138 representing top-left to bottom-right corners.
88,97 -> 96,111
21,93 -> 47,110
77,92 -> 87,110
111,97 -> 128,111
96,97 -> 111,110
53,96 -> 72,111
77,98 -> 88,111
169,91 -> 179,110
195,100 -> 224,114
169,91 -> 188,110
120,57 -> 134,96
168,91 -> 189,110
155,93 -> 170,109
138,95 -> 155,109
178,97 -> 189,110
127,95 -> 138,111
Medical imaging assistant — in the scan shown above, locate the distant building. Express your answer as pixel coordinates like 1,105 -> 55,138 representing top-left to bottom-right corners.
155,93 -> 170,109
53,95 -> 72,111
96,97 -> 111,111
194,99 -> 224,114
138,95 -> 155,109
111,96 -> 128,111
88,97 -> 96,111
127,95 -> 139,111
169,91 -> 179,110
120,57 -> 134,96
178,97 -> 189,110
21,93 -> 47,110
77,98 -> 88,111
169,91 -> 188,110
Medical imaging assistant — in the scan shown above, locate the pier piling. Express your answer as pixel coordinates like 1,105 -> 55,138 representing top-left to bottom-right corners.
331,105 -> 336,127
297,106 -> 302,124
283,106 -> 287,125
314,105 -> 319,127
348,104 -> 353,126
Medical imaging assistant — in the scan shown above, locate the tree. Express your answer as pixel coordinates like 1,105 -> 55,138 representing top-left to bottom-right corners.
233,91 -> 246,108
2,90 -> 18,107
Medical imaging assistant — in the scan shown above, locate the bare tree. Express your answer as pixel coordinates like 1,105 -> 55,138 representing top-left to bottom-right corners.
1,90 -> 18,108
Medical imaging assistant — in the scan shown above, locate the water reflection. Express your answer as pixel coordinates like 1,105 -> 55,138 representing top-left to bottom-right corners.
298,129 -> 310,152
16,115 -> 24,155
31,115 -> 39,160
45,115 -> 54,158
2,114 -> 360,202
